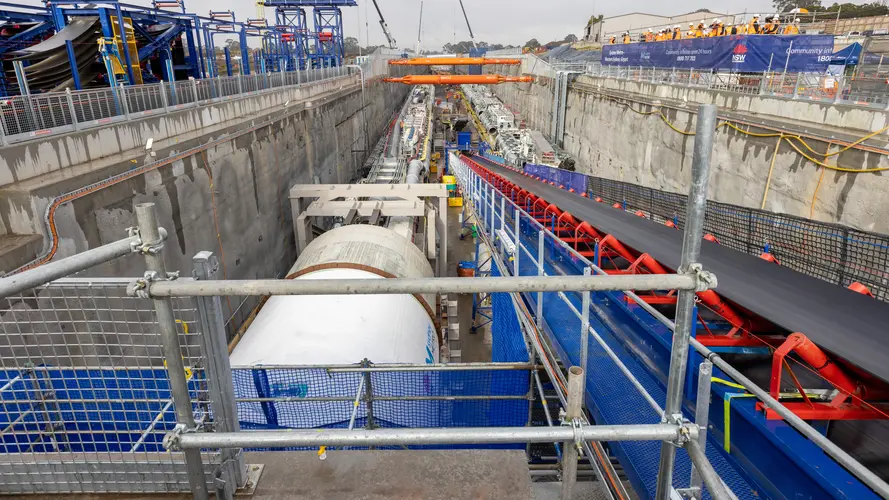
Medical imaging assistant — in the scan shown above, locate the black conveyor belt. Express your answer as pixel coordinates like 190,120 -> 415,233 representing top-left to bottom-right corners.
480,158 -> 889,383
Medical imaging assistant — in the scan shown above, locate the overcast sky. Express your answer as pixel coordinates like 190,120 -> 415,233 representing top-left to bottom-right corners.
22,0 -> 872,49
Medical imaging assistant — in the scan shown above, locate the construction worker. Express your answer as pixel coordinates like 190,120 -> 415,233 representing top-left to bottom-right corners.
695,21 -> 705,38
748,14 -> 761,35
687,23 -> 696,38
715,19 -> 726,36
769,17 -> 782,34
609,35 -> 616,44
645,28 -> 654,43
673,25 -> 682,40
657,30 -> 666,42
622,31 -> 631,44
784,18 -> 801,35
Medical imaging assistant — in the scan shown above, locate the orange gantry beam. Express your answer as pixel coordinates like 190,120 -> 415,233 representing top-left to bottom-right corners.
384,74 -> 533,85
389,57 -> 521,66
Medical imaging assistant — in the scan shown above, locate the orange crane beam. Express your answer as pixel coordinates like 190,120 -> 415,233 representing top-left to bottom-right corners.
384,75 -> 533,85
389,57 -> 521,66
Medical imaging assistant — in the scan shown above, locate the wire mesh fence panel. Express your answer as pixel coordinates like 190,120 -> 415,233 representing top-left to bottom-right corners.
71,89 -> 121,124
0,278 -> 214,494
194,80 -> 213,102
841,77 -> 889,107
28,93 -> 73,131
123,84 -> 164,114
174,81 -> 196,105
793,73 -> 838,102
1,96 -> 39,136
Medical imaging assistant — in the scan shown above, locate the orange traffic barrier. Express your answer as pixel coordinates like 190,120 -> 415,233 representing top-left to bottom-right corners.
384,74 -> 534,85
389,57 -> 521,66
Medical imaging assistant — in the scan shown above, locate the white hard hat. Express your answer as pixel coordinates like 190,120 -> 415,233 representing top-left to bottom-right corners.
649,28 -> 653,32
794,18 -> 800,23
753,14 -> 760,17
674,25 -> 680,29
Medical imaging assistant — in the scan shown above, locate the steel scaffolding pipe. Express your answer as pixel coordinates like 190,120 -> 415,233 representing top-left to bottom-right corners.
167,423 -> 692,450
0,229 -> 166,298
389,57 -> 521,66
137,273 -> 708,298
384,75 -> 534,85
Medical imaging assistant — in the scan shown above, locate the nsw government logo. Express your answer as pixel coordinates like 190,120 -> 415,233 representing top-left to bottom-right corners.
731,44 -> 747,63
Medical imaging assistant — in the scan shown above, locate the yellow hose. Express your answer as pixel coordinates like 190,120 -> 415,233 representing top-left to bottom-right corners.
760,134 -> 782,209
596,92 -> 889,174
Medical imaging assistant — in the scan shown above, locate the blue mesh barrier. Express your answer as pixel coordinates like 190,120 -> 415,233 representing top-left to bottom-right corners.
233,367 -> 529,432
0,368 -> 205,454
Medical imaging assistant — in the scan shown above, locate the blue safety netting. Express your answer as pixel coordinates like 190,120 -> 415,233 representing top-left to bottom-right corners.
0,368 -> 205,454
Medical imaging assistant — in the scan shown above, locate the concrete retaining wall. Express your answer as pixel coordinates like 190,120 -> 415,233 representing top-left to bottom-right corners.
0,76 -> 409,278
493,75 -> 889,234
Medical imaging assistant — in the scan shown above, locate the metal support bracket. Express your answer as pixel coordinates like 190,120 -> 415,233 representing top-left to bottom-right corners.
131,270 -> 180,299
162,423 -> 187,451
681,263 -> 717,292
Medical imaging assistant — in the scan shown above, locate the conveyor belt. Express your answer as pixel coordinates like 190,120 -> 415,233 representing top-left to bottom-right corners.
478,157 -> 889,384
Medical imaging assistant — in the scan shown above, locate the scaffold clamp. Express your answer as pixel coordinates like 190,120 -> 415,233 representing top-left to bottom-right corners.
683,263 -> 717,292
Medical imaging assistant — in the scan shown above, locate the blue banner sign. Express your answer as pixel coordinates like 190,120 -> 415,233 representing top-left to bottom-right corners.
602,35 -> 834,72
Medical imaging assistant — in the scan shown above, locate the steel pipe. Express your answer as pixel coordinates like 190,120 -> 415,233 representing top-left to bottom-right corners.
139,273 -> 703,298
135,204 -> 209,500
656,104 -> 716,500
0,230 -> 165,298
685,439 -> 733,500
384,75 -> 534,85
389,57 -> 521,66
562,367 -> 584,500
169,423 -> 689,450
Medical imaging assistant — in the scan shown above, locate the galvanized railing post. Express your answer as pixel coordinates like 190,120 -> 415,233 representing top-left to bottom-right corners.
536,230 -> 544,328
160,80 -> 170,110
135,203 -> 209,500
193,251 -> 246,497
237,74 -> 244,96
500,196 -> 506,233
561,366 -> 584,500
489,185 -> 495,239
64,88 -> 79,131
191,78 -> 199,106
654,104 -> 716,500
119,83 -> 131,121
580,267 -> 591,381
689,361 -> 713,495
514,209 -> 521,277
